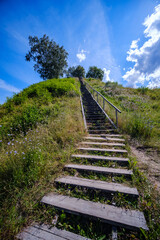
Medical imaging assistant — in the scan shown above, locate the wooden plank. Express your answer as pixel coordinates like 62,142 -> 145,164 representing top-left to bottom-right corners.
88,130 -> 115,132
41,193 -> 148,231
77,147 -> 127,153
80,142 -> 125,147
65,164 -> 133,176
112,226 -> 117,240
17,231 -> 41,240
71,154 -> 129,163
17,224 -> 90,240
84,137 -> 125,142
88,134 -> 123,137
55,176 -> 138,197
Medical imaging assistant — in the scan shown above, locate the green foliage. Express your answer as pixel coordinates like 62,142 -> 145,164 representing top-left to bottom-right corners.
25,35 -> 68,79
0,81 -> 84,239
67,65 -> 85,79
0,78 -> 79,142
86,66 -> 104,81
137,87 -> 148,95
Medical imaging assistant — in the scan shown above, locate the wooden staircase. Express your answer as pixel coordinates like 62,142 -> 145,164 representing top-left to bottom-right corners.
17,81 -> 148,239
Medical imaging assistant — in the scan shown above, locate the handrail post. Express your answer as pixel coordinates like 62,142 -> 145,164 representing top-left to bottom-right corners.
116,109 -> 118,127
103,98 -> 105,110
97,92 -> 98,102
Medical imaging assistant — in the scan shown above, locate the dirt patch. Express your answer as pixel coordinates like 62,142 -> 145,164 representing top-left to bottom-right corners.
130,142 -> 160,192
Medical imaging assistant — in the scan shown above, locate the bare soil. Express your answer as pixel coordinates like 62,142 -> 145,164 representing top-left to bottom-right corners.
130,140 -> 160,192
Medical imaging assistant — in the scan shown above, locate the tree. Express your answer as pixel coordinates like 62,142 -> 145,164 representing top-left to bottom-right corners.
66,66 -> 76,78
67,65 -> 85,79
25,35 -> 68,80
86,66 -> 104,81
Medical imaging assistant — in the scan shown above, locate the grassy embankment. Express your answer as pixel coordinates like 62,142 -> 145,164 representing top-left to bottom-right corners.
1,77 -> 160,239
85,78 -> 160,148
0,78 -> 85,239
82,78 -> 160,239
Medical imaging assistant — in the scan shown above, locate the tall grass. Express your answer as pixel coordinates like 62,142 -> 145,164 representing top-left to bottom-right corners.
0,78 -> 85,239
85,78 -> 160,146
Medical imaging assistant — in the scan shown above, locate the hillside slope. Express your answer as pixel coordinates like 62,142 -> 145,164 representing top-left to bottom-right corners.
0,78 -> 85,239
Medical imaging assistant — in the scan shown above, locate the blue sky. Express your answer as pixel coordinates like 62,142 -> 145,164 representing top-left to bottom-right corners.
0,0 -> 160,104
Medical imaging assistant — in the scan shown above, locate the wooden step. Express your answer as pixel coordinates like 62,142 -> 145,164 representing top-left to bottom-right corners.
80,142 -> 125,147
17,224 -> 90,240
77,147 -> 127,153
65,164 -> 133,176
84,137 -> 125,142
55,176 -> 138,197
41,193 -> 148,231
71,154 -> 129,163
89,134 -> 123,137
88,130 -> 115,133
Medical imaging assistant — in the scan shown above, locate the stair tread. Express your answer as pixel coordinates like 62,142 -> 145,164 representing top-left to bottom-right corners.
77,147 -> 127,153
41,193 -> 148,231
85,137 -> 125,142
72,154 -> 129,162
55,176 -> 138,196
17,224 -> 90,240
65,164 -> 133,176
80,142 -> 125,147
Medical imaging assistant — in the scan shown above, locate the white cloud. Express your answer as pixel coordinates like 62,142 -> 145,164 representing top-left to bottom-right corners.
0,79 -> 20,93
123,4 -> 160,88
130,39 -> 140,49
76,49 -> 88,62
103,68 -> 113,82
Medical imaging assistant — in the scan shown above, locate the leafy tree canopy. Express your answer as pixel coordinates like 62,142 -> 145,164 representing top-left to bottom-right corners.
25,34 -> 68,80
67,65 -> 85,79
86,66 -> 104,81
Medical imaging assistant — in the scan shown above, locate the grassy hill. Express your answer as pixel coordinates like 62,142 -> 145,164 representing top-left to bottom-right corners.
85,78 -> 160,150
0,77 -> 160,239
0,78 -> 85,239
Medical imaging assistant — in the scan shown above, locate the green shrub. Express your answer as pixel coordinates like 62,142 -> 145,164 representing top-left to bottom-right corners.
125,113 -> 153,139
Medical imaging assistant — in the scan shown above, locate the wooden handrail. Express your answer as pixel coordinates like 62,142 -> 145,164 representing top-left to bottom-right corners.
83,80 -> 121,127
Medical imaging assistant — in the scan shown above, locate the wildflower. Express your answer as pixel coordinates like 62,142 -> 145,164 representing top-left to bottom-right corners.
10,151 -> 12,154
8,142 -> 11,145
6,152 -> 8,154
22,152 -> 25,155
0,140 -> 2,142
23,157 -> 25,159
12,139 -> 14,141
11,143 -> 14,146
0,125 -> 2,127
14,150 -> 17,154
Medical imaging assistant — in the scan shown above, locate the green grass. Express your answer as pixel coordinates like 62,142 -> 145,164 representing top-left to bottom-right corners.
1,77 -> 160,239
84,78 -> 160,149
0,77 -> 85,239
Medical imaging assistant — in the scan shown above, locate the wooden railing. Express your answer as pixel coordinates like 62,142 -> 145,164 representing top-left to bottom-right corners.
83,80 -> 121,128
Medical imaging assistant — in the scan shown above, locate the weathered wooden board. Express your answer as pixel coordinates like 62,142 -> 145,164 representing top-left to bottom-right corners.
88,130 -> 115,132
41,193 -> 148,231
17,224 -> 90,240
71,154 -> 129,163
77,147 -> 127,153
88,134 -> 123,137
65,164 -> 133,176
55,176 -> 138,197
80,142 -> 125,147
84,137 -> 125,142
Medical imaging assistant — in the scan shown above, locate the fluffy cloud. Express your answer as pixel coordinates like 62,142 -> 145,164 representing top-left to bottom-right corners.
76,49 -> 88,62
0,79 -> 20,93
123,4 -> 160,88
103,68 -> 113,82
